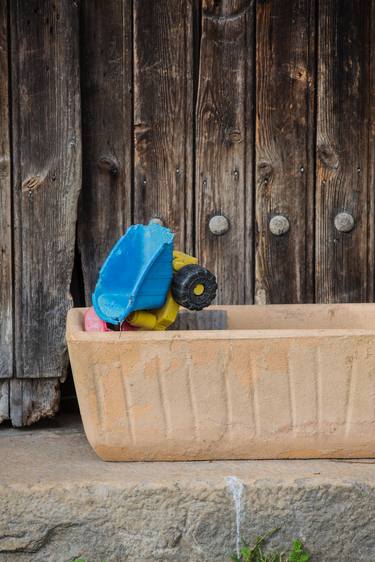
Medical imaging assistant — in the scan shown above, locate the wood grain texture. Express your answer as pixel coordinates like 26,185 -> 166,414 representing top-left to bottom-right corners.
133,0 -> 194,252
255,0 -> 315,304
79,0 -> 132,303
10,0 -> 81,377
315,0 -> 373,302
196,0 -> 255,304
170,309 -> 227,330
368,1 -> 375,302
0,381 -> 9,422
10,378 -> 60,427
0,0 -> 12,379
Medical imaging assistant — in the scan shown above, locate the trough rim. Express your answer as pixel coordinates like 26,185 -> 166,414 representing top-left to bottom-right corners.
67,304 -> 375,343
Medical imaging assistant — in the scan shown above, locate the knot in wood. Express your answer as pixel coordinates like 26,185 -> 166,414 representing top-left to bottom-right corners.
98,156 -> 119,176
21,175 -> 44,192
258,162 -> 273,181
269,215 -> 290,236
318,145 -> 339,170
225,127 -> 241,144
334,212 -> 354,233
203,0 -> 251,20
209,215 -> 230,236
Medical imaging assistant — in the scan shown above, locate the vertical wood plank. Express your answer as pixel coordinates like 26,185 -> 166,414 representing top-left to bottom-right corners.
367,1 -> 375,302
196,0 -> 255,304
79,0 -> 133,303
10,379 -> 59,427
133,0 -> 194,252
0,381 -> 9,422
255,0 -> 315,304
10,0 -> 81,379
316,0 -> 372,302
0,0 -> 12,380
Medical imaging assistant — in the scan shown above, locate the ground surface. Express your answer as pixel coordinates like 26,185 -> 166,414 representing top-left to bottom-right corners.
0,415 -> 375,561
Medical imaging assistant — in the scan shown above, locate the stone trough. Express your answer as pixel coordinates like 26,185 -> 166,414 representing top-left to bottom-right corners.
67,304 -> 375,461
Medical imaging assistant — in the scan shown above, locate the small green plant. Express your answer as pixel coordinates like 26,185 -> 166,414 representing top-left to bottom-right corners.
70,558 -> 107,562
230,529 -> 310,562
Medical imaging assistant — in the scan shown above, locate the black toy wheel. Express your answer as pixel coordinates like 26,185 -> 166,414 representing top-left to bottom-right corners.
171,264 -> 217,311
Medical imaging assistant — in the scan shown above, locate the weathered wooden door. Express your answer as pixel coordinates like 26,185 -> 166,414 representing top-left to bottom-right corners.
1,0 -> 81,425
0,0 -> 374,425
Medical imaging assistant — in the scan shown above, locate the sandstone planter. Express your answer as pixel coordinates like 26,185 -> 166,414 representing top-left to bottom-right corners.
67,304 -> 375,461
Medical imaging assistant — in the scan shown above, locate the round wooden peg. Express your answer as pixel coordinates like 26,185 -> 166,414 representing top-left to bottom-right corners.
269,215 -> 290,236
148,217 -> 164,227
334,212 -> 354,233
208,215 -> 230,236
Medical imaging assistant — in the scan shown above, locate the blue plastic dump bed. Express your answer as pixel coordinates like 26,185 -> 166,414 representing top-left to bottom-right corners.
93,224 -> 174,324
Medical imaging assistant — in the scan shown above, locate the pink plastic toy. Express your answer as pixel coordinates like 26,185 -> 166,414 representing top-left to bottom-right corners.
84,307 -> 138,332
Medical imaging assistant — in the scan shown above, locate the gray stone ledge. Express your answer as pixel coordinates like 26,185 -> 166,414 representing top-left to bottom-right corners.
0,416 -> 375,561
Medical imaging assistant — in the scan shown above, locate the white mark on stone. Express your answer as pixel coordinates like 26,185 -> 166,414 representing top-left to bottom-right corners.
226,475 -> 244,557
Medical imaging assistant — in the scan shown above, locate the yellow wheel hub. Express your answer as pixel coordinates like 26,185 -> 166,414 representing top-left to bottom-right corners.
193,283 -> 205,296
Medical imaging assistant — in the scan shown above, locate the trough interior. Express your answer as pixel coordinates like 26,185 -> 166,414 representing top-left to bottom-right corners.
69,304 -> 375,333
219,304 -> 375,330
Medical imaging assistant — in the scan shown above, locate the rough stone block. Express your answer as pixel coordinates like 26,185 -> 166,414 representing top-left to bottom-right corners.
1,419 -> 375,562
